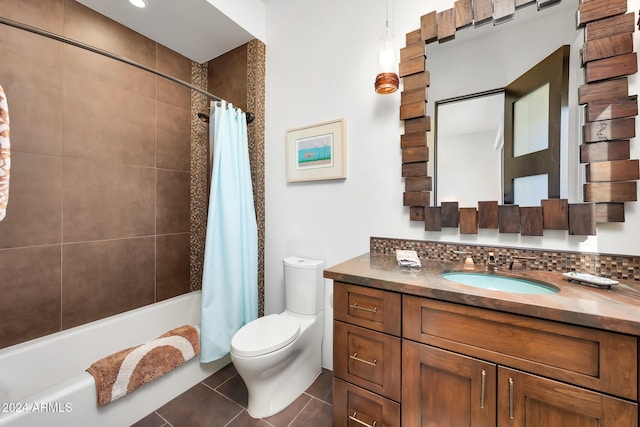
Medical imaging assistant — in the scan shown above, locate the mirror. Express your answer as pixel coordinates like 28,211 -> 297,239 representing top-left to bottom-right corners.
430,3 -> 581,209
435,44 -> 571,209
400,1 -> 639,234
398,0 -> 640,234
436,90 -> 505,206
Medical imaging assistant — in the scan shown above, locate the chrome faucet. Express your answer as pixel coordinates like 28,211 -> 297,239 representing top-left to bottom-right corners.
509,254 -> 537,271
486,251 -> 497,271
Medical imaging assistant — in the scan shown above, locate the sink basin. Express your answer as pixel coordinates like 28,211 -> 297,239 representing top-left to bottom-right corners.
441,272 -> 559,295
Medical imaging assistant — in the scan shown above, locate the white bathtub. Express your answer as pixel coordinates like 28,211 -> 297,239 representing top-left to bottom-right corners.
0,290 -> 230,427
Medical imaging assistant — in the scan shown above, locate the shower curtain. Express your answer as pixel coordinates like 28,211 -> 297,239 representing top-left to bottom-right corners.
0,84 -> 10,222
200,101 -> 258,362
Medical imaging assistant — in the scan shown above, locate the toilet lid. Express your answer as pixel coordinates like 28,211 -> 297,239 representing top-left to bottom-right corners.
231,314 -> 300,357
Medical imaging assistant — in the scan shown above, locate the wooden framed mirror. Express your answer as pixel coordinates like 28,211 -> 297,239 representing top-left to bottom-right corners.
399,0 -> 639,236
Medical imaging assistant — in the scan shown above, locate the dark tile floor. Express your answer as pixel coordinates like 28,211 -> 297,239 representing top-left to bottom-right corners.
131,364 -> 333,427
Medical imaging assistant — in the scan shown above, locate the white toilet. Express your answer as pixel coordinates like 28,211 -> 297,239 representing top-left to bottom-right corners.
230,256 -> 325,418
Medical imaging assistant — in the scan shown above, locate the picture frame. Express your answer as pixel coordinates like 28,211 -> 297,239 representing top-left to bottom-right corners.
286,118 -> 346,182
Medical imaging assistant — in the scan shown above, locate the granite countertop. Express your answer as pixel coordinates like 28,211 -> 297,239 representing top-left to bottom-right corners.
324,252 -> 640,336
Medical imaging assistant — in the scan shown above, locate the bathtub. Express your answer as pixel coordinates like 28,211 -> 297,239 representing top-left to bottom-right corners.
0,290 -> 230,427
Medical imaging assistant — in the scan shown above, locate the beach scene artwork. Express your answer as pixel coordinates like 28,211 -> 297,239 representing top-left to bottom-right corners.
295,132 -> 334,170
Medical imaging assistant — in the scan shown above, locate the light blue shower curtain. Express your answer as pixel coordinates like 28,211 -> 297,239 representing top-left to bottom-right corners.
200,100 -> 257,362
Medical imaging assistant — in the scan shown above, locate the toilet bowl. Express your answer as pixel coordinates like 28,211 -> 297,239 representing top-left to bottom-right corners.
230,256 -> 325,418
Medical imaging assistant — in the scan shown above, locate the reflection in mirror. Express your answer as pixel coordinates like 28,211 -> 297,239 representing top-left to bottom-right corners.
435,90 -> 504,206
504,45 -> 570,205
513,83 -> 549,157
514,174 -> 548,206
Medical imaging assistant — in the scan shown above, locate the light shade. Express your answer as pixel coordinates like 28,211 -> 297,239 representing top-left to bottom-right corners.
375,73 -> 399,94
374,23 -> 398,94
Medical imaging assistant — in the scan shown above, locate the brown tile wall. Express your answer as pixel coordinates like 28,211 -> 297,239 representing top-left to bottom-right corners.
0,0 -> 193,348
370,237 -> 640,282
208,45 -> 249,113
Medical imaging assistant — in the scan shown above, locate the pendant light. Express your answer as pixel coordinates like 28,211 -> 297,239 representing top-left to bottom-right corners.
374,0 -> 399,94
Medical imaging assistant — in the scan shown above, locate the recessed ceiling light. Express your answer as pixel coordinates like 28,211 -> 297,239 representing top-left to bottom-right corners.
129,0 -> 147,8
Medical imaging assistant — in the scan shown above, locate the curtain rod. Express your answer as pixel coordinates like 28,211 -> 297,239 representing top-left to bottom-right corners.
0,16 -> 254,124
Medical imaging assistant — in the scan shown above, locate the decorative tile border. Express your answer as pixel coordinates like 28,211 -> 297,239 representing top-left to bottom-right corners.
370,237 -> 640,281
247,39 -> 266,317
190,61 -> 209,293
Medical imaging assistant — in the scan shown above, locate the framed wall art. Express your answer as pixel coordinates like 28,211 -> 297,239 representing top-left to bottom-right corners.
285,118 -> 346,182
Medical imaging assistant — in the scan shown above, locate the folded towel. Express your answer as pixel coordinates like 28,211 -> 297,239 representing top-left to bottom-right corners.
396,249 -> 421,267
87,325 -> 200,407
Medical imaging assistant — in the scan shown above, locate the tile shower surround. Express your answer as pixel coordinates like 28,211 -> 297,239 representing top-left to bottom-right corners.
371,237 -> 640,282
0,0 -> 266,350
0,0 -> 193,348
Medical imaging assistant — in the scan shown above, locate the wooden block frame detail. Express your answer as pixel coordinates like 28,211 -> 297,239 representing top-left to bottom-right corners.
399,0 -> 639,236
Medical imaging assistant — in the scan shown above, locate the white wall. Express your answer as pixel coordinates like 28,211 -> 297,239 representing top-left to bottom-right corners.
264,0 -> 640,369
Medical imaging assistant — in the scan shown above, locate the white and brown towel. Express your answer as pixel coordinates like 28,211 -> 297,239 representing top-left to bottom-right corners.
87,325 -> 200,407
0,84 -> 10,221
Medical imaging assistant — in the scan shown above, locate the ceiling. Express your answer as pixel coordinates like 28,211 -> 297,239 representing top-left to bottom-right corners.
75,0 -> 265,63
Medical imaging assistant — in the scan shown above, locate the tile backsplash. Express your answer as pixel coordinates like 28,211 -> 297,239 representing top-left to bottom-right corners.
371,237 -> 640,282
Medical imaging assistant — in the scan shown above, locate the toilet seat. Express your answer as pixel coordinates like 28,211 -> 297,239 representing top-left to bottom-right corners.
231,314 -> 300,357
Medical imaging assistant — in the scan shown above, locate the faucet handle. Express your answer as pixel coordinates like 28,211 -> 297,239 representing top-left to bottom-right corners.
453,251 -> 475,269
486,251 -> 497,271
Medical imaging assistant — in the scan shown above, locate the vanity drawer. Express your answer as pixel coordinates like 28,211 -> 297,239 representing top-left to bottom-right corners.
403,295 -> 638,401
333,377 -> 400,427
334,282 -> 401,336
334,320 -> 401,401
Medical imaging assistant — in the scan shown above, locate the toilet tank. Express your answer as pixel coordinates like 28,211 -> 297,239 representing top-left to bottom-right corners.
283,256 -> 325,315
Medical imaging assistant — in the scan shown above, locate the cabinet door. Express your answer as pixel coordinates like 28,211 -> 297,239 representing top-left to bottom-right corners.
334,377 -> 400,427
498,367 -> 638,427
402,340 -> 497,427
334,321 -> 401,401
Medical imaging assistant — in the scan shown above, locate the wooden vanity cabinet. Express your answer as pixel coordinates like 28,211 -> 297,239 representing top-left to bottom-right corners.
402,340 -> 637,427
333,282 -> 402,427
333,282 -> 639,426
497,367 -> 637,427
403,295 -> 638,427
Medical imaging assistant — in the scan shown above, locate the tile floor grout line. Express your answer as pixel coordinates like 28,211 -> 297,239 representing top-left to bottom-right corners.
260,415 -> 278,427
202,371 -> 239,392
223,409 -> 245,427
303,390 -> 332,407
154,411 -> 174,427
286,398 -> 314,427
211,387 -> 248,412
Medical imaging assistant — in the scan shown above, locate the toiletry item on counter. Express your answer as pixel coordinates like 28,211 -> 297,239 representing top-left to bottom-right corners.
396,250 -> 421,267
563,271 -> 619,289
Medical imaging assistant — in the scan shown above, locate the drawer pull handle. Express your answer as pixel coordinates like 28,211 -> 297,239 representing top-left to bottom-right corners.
508,377 -> 514,419
349,411 -> 377,427
350,302 -> 378,313
350,352 -> 377,367
480,369 -> 486,409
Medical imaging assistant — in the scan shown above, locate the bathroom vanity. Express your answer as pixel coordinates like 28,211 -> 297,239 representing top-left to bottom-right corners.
326,253 -> 640,427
